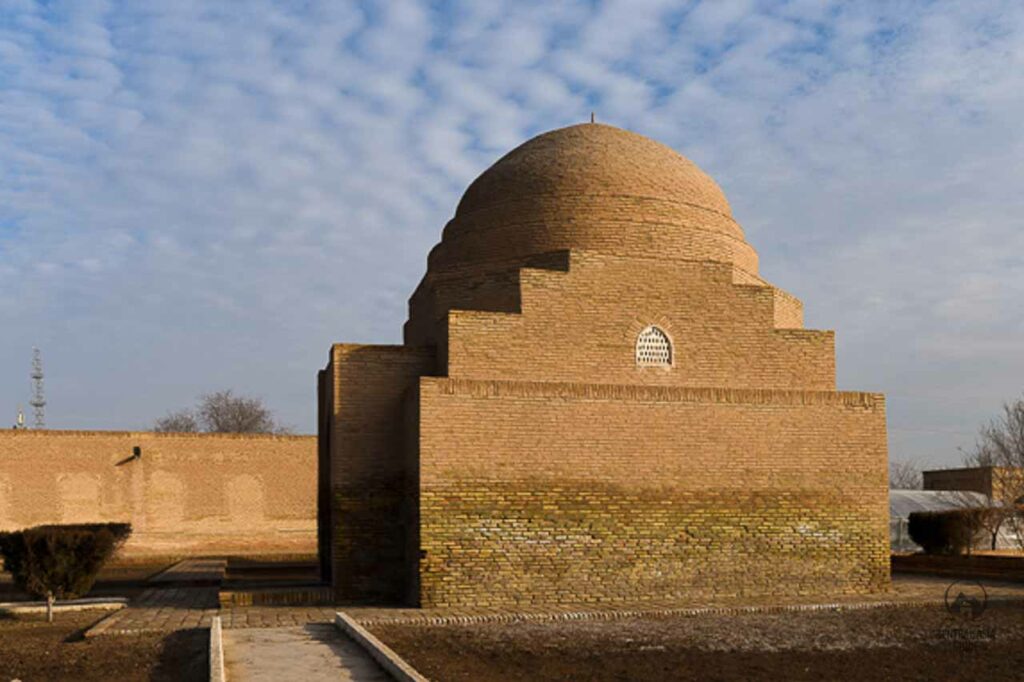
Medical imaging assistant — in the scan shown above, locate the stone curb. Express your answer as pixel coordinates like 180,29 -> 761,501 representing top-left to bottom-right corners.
209,615 -> 225,682
352,596 -> 1024,628
335,611 -> 430,682
0,597 -> 128,615
83,608 -> 129,638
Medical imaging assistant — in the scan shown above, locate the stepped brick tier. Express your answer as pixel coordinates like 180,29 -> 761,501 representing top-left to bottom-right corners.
319,123 -> 889,608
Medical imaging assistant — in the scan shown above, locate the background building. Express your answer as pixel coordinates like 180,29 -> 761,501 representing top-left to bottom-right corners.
923,465 -> 1024,503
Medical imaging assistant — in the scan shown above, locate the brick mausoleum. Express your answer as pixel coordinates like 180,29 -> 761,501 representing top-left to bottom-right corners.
318,123 -> 890,608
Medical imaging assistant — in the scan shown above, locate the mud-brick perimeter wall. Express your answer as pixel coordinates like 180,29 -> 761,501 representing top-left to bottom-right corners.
414,378 -> 890,608
0,430 -> 316,558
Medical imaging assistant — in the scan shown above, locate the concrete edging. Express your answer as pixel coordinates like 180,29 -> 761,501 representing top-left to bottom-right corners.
209,615 -> 225,682
335,611 -> 430,682
0,596 -> 128,615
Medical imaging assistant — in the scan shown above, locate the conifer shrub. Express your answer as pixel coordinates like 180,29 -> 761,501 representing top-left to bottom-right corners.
0,523 -> 131,621
908,510 -> 983,555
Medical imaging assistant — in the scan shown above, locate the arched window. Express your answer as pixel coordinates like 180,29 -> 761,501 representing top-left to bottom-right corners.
636,326 -> 672,367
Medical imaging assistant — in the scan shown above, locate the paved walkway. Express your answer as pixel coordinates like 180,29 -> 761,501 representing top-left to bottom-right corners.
150,558 -> 227,584
86,586 -> 219,635
87,573 -> 1024,635
223,624 -> 391,681
221,605 -> 338,629
87,558 -> 227,635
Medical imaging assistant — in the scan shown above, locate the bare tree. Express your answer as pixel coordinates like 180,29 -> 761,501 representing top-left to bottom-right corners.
153,390 -> 289,434
198,390 -> 278,433
153,409 -> 199,433
942,496 -> 1005,554
960,396 -> 1024,551
889,459 -> 922,489
969,504 -> 1007,552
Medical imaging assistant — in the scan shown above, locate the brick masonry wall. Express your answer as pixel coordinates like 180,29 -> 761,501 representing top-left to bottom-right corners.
404,251 -> 572,348
922,468 -> 992,496
922,466 -> 1024,503
445,252 -> 833,390
0,430 -> 316,557
404,266 -> 523,348
771,287 -> 804,329
328,344 -> 435,604
414,378 -> 890,608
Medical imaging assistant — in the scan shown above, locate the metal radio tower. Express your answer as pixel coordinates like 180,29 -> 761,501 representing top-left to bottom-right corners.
29,348 -> 46,429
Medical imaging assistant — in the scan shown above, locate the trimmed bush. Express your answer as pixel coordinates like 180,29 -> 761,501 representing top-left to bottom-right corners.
0,523 -> 131,621
908,510 -> 987,555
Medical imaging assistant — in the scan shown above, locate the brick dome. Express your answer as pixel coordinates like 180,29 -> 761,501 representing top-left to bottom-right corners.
457,123 -> 733,220
427,123 -> 759,277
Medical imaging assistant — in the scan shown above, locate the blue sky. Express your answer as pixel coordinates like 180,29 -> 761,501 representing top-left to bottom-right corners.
2,0 -> 1024,469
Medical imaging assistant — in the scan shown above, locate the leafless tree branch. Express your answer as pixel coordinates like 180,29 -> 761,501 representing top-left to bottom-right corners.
889,459 -> 922,490
959,396 -> 1024,551
153,409 -> 199,433
153,390 -> 288,434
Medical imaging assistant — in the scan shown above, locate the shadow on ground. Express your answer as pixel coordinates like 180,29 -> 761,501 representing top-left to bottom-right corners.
153,627 -> 208,682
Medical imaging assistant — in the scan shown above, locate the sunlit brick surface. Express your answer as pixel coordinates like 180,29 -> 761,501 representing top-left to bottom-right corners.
0,430 -> 316,557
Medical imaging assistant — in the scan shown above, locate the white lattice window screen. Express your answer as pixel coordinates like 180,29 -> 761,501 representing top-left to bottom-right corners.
636,326 -> 672,367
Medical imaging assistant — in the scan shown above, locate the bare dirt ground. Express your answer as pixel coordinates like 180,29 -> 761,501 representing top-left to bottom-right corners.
372,603 -> 1024,681
0,611 -> 207,681
0,560 -> 172,602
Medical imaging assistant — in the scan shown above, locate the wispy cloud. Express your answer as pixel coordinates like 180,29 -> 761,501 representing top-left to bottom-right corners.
1,1 -> 1023,465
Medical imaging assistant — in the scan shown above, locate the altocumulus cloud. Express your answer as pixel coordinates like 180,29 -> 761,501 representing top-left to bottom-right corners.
1,0 -> 1023,466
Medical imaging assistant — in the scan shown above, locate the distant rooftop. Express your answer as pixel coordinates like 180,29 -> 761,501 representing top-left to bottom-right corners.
889,489 -> 990,519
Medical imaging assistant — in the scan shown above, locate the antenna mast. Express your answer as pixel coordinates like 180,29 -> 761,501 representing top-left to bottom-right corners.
29,348 -> 46,429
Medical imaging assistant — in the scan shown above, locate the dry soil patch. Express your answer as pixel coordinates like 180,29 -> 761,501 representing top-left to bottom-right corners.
0,611 -> 206,681
372,603 -> 1024,681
